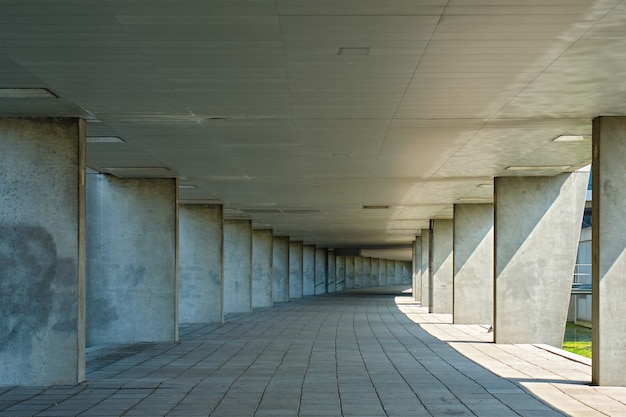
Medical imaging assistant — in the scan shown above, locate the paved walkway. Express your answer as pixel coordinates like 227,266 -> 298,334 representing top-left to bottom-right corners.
1,286 -> 626,416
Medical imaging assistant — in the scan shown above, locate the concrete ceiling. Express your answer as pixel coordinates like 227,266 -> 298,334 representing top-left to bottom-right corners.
1,0 -> 622,252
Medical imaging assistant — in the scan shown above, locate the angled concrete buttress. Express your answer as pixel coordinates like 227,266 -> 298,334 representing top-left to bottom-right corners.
327,251 -> 336,293
289,241 -> 304,299
494,172 -> 589,346
224,220 -> 253,314
315,247 -> 327,295
592,117 -> 626,386
430,220 -> 453,314
335,255 -> 346,291
87,175 -> 178,345
272,236 -> 290,303
413,239 -> 422,302
345,256 -> 356,289
179,204 -> 224,324
252,229 -> 273,309
453,204 -> 494,325
421,230 -> 431,307
302,245 -> 315,296
0,118 -> 86,386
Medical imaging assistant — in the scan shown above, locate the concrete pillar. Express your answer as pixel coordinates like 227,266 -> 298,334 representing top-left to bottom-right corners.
379,259 -> 388,286
327,250 -> 336,293
224,220 -> 252,314
592,117 -> 626,386
0,118 -> 85,386
303,245 -> 315,296
289,241 -> 303,299
386,259 -> 395,287
252,229 -> 273,309
413,240 -> 422,302
402,261 -> 412,284
315,247 -> 327,295
362,257 -> 372,288
494,172 -> 588,346
354,256 -> 364,288
87,175 -> 178,345
421,230 -> 431,307
336,255 -> 346,291
345,256 -> 355,289
371,258 -> 380,287
273,236 -> 290,303
430,219 -> 453,314
453,204 -> 494,325
179,204 -> 223,324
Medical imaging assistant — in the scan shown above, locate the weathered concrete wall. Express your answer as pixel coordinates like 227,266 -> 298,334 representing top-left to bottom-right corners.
494,172 -> 588,347
179,204 -> 223,324
401,261 -> 411,285
303,245 -> 316,296
87,175 -> 178,345
354,256 -> 364,288
592,117 -> 626,385
386,260 -> 395,287
224,220 -> 252,314
413,240 -> 422,302
315,247 -> 327,295
453,204 -> 493,325
394,260 -> 403,284
252,229 -> 273,309
371,258 -> 380,287
430,220 -> 454,314
273,236 -> 290,303
0,118 -> 86,386
345,256 -> 355,289
289,241 -> 303,299
336,255 -> 346,291
379,259 -> 388,286
327,251 -> 336,293
362,257 -> 372,288
421,230 -> 431,307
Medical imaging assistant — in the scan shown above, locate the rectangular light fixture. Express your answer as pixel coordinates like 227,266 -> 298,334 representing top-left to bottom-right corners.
553,135 -> 586,142
86,136 -> 125,143
363,205 -> 390,209
178,185 -> 197,189
0,88 -> 57,98
505,165 -> 571,171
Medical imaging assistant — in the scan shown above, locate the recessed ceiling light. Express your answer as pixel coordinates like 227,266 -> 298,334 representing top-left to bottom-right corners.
363,205 -> 390,209
505,165 -> 571,171
178,185 -> 197,189
0,88 -> 57,98
553,135 -> 586,142
86,136 -> 125,143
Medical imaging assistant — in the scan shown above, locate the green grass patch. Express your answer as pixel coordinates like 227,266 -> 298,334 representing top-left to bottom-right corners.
562,341 -> 592,358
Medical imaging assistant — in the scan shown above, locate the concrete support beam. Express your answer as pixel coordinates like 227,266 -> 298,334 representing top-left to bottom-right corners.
592,117 -> 626,386
87,175 -> 178,345
336,255 -> 346,291
453,204 -> 494,325
224,220 -> 252,314
327,251 -> 336,293
371,258 -> 380,287
345,256 -> 355,289
303,245 -> 315,296
289,241 -> 303,299
430,220 -> 453,314
421,230 -> 431,307
252,229 -> 273,309
413,240 -> 422,302
179,204 -> 223,324
315,247 -> 327,295
379,259 -> 388,286
0,118 -> 86,386
273,236 -> 290,303
494,172 -> 588,346
354,256 -> 364,288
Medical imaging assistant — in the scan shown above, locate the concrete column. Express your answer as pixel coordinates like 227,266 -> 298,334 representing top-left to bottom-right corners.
453,204 -> 493,325
315,247 -> 327,295
362,257 -> 372,288
252,229 -> 273,309
273,236 -> 290,303
401,261 -> 412,284
371,258 -> 380,287
224,220 -> 252,314
413,240 -> 422,302
386,259 -> 395,287
592,117 -> 626,386
379,259 -> 388,286
336,255 -> 346,291
303,245 -> 316,296
289,241 -> 303,299
345,256 -> 355,289
179,204 -> 223,324
354,256 -> 364,288
0,118 -> 85,386
87,175 -> 178,345
327,251 -> 336,293
421,230 -> 431,307
494,172 -> 588,346
430,219 -> 453,314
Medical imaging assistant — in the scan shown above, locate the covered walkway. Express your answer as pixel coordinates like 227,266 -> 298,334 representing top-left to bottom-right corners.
0,287 -> 624,417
